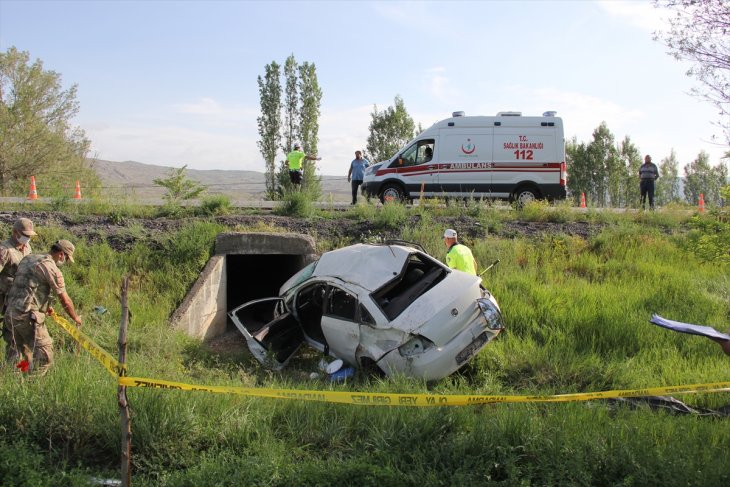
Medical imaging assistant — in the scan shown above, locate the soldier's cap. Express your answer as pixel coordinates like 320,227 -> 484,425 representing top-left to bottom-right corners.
13,218 -> 37,236
444,229 -> 457,238
54,239 -> 75,263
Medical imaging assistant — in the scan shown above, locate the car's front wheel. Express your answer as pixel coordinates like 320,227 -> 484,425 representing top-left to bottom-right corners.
379,183 -> 406,204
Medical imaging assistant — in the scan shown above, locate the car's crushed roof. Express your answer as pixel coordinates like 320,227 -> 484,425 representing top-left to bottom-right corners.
311,243 -> 414,291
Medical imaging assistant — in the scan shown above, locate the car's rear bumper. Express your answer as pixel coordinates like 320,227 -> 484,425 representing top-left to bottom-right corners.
376,310 -> 501,381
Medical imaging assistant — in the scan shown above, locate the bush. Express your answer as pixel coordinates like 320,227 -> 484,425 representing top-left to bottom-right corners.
198,195 -> 232,216
274,190 -> 316,218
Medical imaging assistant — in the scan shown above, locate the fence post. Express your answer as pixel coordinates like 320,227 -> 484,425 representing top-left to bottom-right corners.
118,277 -> 132,486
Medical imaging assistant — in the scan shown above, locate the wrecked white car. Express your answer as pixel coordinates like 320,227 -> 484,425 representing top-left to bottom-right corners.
228,242 -> 503,381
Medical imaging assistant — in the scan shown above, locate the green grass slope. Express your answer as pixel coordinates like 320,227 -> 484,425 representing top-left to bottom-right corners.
1,202 -> 729,486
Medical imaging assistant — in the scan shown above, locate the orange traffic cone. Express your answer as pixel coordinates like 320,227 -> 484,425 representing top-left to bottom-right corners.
699,193 -> 705,213
580,192 -> 586,208
27,176 -> 38,200
73,180 -> 82,200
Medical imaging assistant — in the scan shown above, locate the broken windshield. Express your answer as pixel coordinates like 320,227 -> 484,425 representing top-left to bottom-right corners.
281,260 -> 318,298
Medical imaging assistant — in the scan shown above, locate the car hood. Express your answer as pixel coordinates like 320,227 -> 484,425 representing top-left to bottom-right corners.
389,271 -> 483,345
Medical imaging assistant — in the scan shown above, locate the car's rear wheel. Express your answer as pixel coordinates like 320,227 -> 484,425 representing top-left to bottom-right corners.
513,186 -> 540,206
380,183 -> 406,204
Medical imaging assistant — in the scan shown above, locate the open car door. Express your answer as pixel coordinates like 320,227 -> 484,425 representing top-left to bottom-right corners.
228,297 -> 304,370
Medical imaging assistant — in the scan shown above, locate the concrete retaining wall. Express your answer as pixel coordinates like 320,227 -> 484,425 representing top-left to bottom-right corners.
170,232 -> 317,340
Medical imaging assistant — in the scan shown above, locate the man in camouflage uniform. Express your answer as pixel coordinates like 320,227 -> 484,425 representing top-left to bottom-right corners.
1,218 -> 37,359
4,239 -> 82,374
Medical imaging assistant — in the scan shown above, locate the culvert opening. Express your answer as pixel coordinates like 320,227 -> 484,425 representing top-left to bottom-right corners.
225,254 -> 306,330
170,232 -> 317,341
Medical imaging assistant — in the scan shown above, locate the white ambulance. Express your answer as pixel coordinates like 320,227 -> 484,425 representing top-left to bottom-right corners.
362,111 -> 567,204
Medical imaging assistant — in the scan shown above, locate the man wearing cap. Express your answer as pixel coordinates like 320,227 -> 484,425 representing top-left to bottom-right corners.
286,142 -> 321,187
443,229 -> 478,275
0,218 -> 37,316
4,239 -> 82,375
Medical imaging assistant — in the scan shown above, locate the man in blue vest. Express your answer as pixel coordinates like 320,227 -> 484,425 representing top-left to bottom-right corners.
443,229 -> 477,275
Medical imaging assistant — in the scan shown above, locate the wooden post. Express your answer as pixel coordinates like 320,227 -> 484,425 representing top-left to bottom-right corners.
118,277 -> 132,486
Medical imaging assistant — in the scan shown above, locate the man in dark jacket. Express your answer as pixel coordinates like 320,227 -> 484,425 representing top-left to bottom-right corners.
639,154 -> 660,210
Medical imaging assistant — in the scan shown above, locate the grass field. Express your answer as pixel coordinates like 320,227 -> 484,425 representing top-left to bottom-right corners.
1,200 -> 729,486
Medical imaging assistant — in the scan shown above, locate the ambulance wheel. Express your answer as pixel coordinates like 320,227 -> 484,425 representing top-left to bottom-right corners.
380,184 -> 405,203
513,187 -> 539,206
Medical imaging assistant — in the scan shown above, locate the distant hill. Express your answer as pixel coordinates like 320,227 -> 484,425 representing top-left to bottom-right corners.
91,159 -> 351,201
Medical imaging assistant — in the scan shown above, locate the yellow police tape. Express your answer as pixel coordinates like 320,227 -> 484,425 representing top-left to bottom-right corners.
117,376 -> 730,407
51,312 -> 730,407
50,313 -> 126,377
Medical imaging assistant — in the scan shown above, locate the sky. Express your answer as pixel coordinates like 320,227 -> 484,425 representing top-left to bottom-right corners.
1,0 -> 728,177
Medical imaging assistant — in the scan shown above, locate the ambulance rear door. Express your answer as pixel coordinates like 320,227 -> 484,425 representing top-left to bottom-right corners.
492,120 -> 561,199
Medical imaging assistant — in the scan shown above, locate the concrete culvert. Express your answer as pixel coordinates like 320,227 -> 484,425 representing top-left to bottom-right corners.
170,232 -> 317,339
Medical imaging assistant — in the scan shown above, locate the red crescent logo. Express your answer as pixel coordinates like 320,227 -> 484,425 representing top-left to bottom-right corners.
461,140 -> 476,154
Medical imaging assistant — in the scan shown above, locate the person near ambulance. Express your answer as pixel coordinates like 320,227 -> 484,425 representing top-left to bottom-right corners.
287,142 -> 321,187
639,155 -> 660,210
3,239 -> 82,375
347,150 -> 370,205
443,229 -> 477,275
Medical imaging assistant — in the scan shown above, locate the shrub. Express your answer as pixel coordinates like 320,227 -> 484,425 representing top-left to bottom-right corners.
274,190 -> 316,218
198,195 -> 232,216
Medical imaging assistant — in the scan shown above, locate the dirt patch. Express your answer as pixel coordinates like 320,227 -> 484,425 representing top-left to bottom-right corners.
0,210 -> 602,252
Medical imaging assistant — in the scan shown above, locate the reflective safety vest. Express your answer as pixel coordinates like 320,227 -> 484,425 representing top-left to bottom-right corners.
6,254 -> 57,317
446,243 -> 477,275
287,150 -> 306,170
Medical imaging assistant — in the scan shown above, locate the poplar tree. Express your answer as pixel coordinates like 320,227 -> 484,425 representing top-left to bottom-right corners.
587,122 -> 619,207
298,61 -> 323,198
366,95 -> 416,163
683,150 -> 728,205
656,149 -> 682,205
565,137 -> 591,204
0,47 -> 96,195
275,55 -> 300,195
618,136 -> 642,208
256,61 -> 281,199
281,55 -> 299,156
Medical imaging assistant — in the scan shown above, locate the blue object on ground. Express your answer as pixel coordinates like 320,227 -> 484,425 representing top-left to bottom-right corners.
329,367 -> 355,382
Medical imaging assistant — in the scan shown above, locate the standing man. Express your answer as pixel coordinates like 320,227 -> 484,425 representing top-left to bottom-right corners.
443,229 -> 478,275
347,150 -> 370,205
287,142 -> 320,188
0,218 -> 37,315
4,240 -> 82,375
639,154 -> 660,210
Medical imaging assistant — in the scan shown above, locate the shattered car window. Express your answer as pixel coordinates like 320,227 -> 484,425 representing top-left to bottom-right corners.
372,253 -> 447,321
326,287 -> 357,321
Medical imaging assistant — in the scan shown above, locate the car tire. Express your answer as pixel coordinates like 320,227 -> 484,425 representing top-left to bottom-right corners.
379,183 -> 406,204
